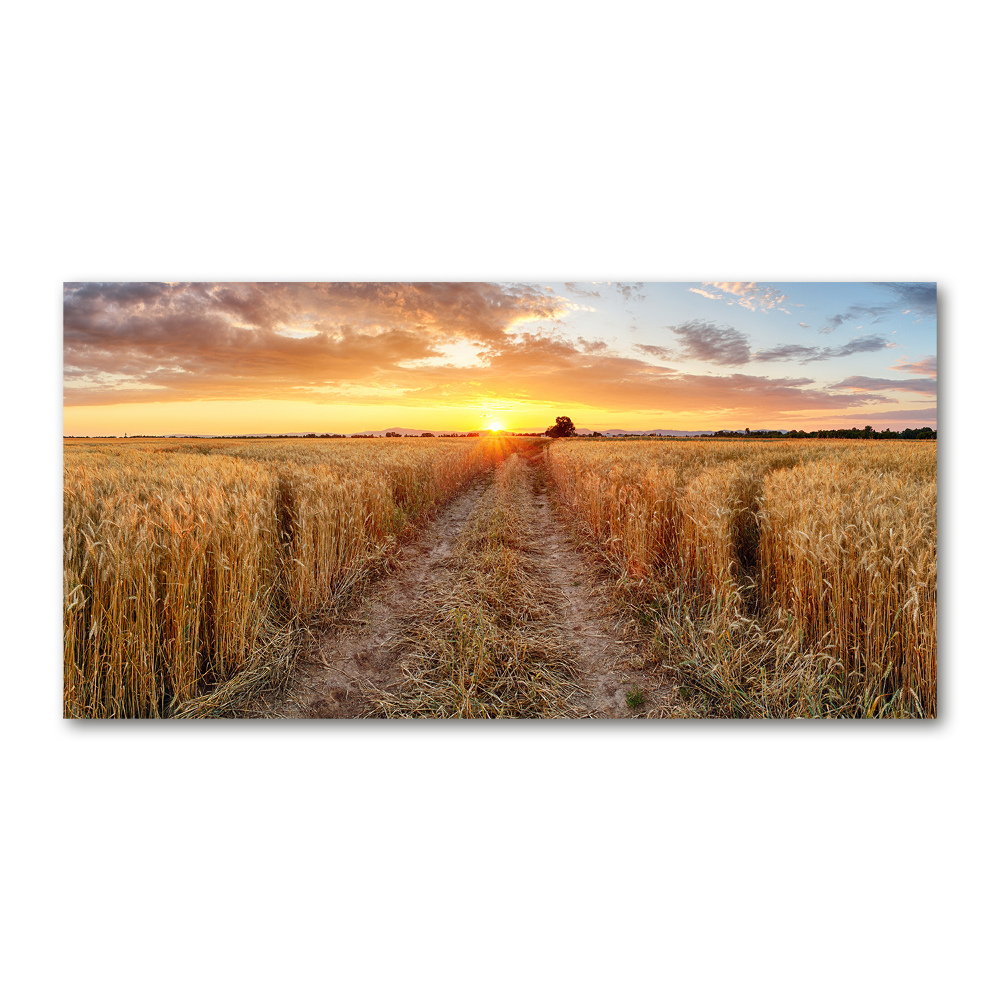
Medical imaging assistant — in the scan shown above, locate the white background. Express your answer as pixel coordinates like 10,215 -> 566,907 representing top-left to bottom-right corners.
4,2 -> 995,997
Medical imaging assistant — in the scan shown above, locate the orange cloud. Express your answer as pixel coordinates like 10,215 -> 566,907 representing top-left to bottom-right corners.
890,355 -> 937,378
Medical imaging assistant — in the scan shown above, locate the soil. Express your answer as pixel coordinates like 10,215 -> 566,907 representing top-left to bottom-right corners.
272,459 -> 680,719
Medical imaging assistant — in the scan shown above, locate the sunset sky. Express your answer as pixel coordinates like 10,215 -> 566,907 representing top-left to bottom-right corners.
63,281 -> 937,435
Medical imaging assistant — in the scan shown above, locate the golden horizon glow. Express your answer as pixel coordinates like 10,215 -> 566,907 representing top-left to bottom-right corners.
62,397 -> 937,438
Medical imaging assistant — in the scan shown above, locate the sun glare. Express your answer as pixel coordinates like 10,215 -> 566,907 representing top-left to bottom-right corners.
486,420 -> 504,432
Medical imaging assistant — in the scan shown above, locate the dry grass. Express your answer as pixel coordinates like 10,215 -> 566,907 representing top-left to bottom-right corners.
367,444 -> 587,718
546,438 -> 937,717
63,436 -> 515,718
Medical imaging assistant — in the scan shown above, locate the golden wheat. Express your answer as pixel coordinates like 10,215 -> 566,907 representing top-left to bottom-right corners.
546,438 -> 937,716
63,436 -> 512,718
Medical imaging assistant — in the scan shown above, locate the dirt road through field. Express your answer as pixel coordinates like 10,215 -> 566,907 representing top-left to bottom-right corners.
274,444 -> 679,718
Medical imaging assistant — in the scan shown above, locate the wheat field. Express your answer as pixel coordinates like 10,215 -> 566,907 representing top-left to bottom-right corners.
64,435 -> 936,718
545,438 -> 937,717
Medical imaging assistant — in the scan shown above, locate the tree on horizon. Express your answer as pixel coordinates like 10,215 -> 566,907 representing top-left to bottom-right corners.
545,416 -> 576,438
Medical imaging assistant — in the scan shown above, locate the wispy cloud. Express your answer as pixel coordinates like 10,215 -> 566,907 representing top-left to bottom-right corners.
636,343 -> 672,360
692,282 -> 790,313
820,312 -> 854,335
826,375 -> 937,395
890,354 -> 937,377
688,287 -> 727,301
614,282 -> 646,303
564,281 -> 601,298
820,282 -> 936,334
754,335 -> 894,365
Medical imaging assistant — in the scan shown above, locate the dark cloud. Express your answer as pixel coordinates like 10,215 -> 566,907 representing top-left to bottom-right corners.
576,337 -> 608,352
826,375 -> 937,395
872,282 -> 937,317
670,321 -> 751,365
754,335 -> 893,364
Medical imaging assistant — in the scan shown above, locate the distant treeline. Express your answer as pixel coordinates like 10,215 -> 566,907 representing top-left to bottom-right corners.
699,426 -> 936,440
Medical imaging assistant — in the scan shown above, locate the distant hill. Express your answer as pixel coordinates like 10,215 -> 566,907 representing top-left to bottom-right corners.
356,427 -> 438,436
596,428 -> 789,437
596,428 -> 719,437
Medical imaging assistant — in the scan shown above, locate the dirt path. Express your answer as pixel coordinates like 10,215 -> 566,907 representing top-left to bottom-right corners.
273,447 -> 679,718
274,475 -> 490,717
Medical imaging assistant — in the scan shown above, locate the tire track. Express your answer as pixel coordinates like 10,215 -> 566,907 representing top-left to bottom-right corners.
524,460 -> 681,717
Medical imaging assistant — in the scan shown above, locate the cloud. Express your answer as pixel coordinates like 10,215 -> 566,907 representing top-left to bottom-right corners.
693,282 -> 789,313
819,312 -> 852,335
614,282 -> 646,303
636,343 -> 672,360
825,375 -> 937,395
872,282 -> 937,317
564,281 -> 601,298
754,335 -> 894,364
819,282 -> 936,334
890,355 -> 937,377
669,321 -> 751,365
798,322 -> 810,329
